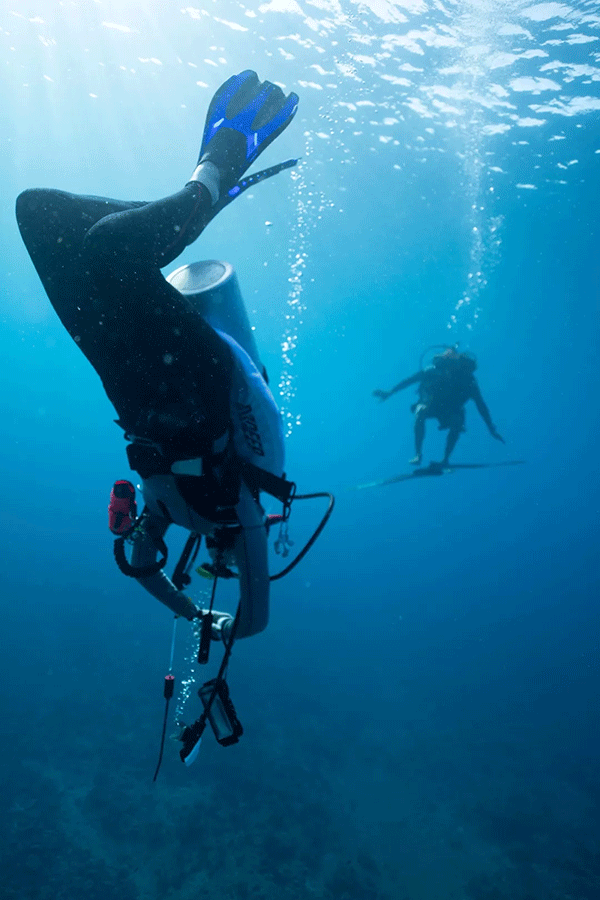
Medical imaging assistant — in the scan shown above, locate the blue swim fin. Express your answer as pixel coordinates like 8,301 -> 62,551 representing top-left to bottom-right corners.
189,70 -> 299,204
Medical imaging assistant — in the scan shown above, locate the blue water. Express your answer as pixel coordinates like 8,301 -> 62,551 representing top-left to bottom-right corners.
2,3 -> 600,899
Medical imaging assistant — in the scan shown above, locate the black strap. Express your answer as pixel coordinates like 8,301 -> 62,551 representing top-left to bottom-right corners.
240,460 -> 296,507
172,533 -> 202,590
126,425 -> 295,508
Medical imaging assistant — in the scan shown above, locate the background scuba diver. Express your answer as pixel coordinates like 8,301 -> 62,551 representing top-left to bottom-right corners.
16,69 -> 299,646
373,348 -> 505,467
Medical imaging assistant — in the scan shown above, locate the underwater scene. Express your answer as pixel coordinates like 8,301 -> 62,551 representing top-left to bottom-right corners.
2,1 -> 600,898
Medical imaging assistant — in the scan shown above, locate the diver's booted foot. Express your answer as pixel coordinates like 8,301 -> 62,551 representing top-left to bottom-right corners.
409,455 -> 422,466
188,70 -> 299,205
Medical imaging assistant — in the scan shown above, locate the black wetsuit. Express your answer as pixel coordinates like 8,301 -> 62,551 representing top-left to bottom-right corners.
417,364 -> 479,429
16,184 -> 232,449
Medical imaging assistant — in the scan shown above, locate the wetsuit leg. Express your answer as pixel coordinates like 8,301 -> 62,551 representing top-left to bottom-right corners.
442,408 -> 465,465
414,405 -> 427,459
16,186 -> 232,442
442,428 -> 460,465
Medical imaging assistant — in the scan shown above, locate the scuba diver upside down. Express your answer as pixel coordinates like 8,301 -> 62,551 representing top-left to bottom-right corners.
17,70 -> 333,764
374,347 -> 505,467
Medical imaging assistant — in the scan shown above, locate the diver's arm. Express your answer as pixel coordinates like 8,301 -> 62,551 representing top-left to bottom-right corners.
130,512 -> 199,620
373,371 -> 422,401
471,382 -> 504,442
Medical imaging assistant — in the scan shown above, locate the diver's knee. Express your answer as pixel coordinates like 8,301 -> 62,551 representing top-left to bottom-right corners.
15,189 -> 47,229
81,219 -> 111,264
81,220 -> 127,279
